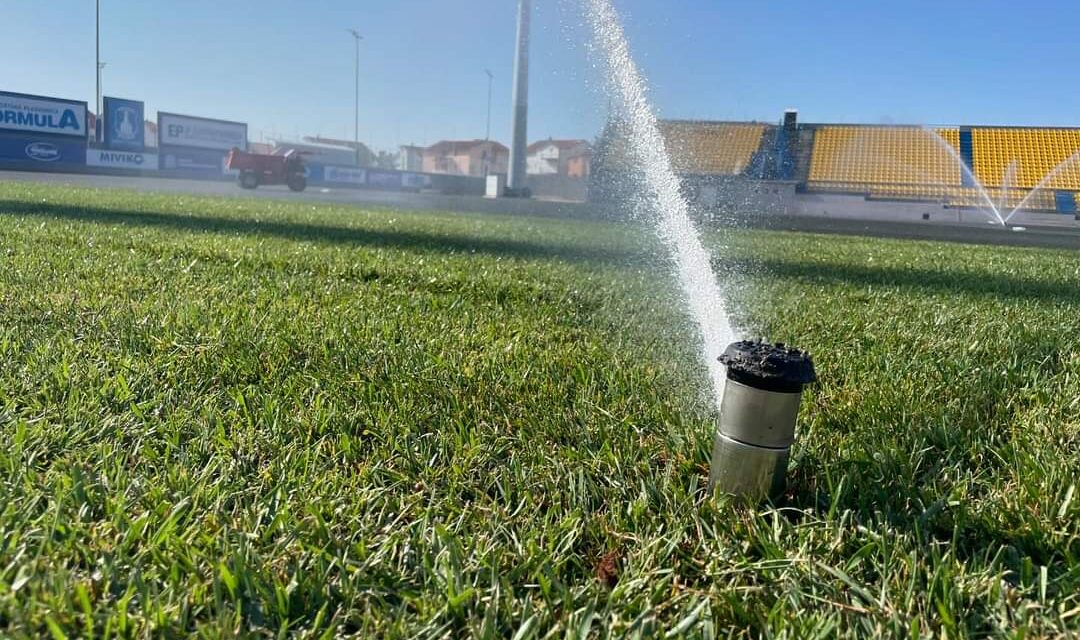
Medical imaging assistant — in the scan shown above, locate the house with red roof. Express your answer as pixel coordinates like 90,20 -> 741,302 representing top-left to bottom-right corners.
421,140 -> 509,177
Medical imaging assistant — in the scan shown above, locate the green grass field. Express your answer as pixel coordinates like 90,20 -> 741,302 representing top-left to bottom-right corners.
0,182 -> 1077,638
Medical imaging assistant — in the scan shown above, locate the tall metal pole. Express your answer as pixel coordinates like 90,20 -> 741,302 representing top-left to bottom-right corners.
96,0 -> 101,143
348,29 -> 362,166
507,0 -> 531,195
484,69 -> 494,141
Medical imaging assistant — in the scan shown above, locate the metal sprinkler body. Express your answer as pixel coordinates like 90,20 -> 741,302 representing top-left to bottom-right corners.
709,341 -> 816,503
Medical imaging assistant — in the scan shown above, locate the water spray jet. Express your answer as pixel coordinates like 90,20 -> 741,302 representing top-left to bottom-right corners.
584,0 -> 736,407
709,341 -> 816,503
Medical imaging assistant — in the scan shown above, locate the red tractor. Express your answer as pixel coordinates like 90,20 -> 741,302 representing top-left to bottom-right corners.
226,148 -> 308,192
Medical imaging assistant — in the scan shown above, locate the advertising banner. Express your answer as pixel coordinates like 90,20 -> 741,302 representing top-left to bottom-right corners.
367,170 -> 403,189
103,97 -> 145,150
86,148 -> 158,171
0,91 -> 88,138
0,133 -> 87,166
159,147 -> 228,178
158,112 -> 247,151
321,165 -> 367,185
401,172 -> 431,190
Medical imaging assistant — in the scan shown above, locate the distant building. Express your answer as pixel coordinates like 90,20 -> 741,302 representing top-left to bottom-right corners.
399,145 -> 424,172
422,140 -> 509,177
527,139 -> 592,177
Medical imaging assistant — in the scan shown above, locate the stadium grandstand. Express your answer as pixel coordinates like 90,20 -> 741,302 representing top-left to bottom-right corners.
659,121 -> 767,176
591,113 -> 1080,217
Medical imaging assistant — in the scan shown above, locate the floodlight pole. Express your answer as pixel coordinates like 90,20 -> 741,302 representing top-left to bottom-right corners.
348,29 -> 363,166
507,0 -> 531,195
96,0 -> 101,142
484,69 -> 494,141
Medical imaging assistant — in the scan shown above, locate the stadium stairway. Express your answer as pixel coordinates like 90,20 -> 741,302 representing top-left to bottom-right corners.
959,128 -> 975,186
791,127 -> 816,185
745,127 -> 777,179
774,125 -> 796,180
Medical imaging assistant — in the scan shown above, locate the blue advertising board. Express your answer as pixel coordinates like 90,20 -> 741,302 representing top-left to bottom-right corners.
0,132 -> 87,168
317,165 -> 367,186
366,170 -> 403,189
304,164 -> 324,184
308,166 -> 436,192
103,97 -> 144,150
401,172 -> 431,190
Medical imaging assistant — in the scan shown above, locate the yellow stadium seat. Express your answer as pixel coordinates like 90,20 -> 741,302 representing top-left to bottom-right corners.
806,125 -> 1071,210
807,126 -> 961,191
972,128 -> 1080,191
659,122 -> 766,176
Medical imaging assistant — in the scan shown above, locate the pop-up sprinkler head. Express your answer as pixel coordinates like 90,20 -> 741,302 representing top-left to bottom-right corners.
709,340 -> 816,503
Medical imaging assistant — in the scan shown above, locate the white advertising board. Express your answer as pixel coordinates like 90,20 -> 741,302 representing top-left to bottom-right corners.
86,149 -> 159,170
158,112 -> 247,151
0,91 -> 88,138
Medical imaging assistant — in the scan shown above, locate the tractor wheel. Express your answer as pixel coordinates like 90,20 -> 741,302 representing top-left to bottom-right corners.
287,174 -> 307,192
239,171 -> 259,189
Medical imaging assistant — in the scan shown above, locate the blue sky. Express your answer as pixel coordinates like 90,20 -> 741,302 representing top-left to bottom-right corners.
4,1 -> 1079,152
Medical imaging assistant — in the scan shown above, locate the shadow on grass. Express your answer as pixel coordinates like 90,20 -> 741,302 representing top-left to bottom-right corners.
0,199 -> 642,265
730,256 -> 1079,304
